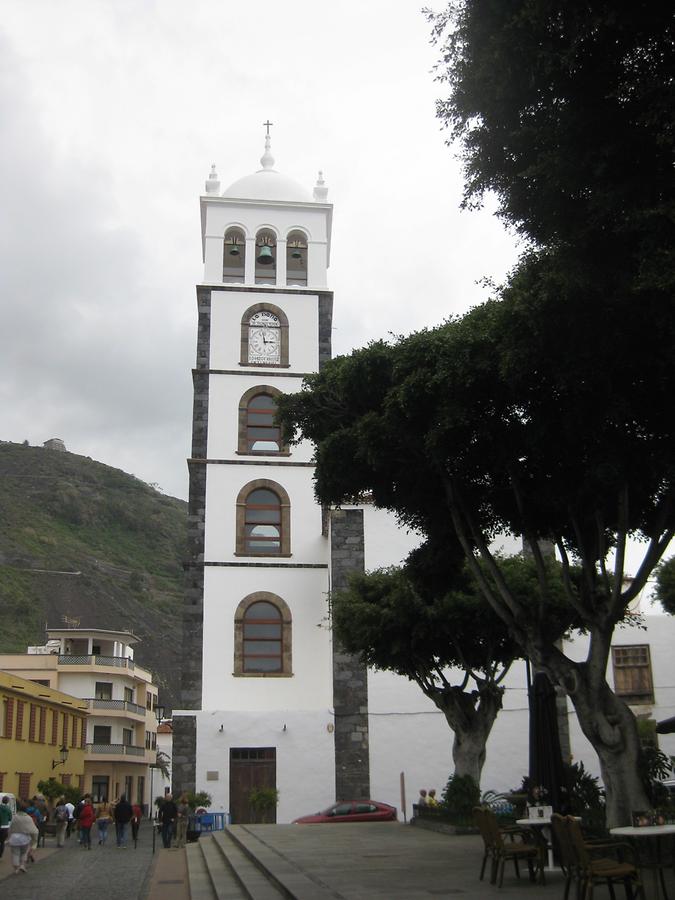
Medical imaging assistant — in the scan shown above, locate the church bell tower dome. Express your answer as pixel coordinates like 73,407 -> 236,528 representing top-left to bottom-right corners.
222,133 -> 312,203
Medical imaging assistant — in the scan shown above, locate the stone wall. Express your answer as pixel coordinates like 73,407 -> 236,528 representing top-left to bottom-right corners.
330,508 -> 370,800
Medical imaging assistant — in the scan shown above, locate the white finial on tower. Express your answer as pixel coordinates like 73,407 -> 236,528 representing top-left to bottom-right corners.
260,120 -> 276,170
313,170 -> 328,202
205,163 -> 220,194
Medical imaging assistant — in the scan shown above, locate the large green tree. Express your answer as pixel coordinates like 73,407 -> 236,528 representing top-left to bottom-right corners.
279,271 -> 675,825
655,557 -> 675,616
427,1 -> 674,276
333,547 -> 574,786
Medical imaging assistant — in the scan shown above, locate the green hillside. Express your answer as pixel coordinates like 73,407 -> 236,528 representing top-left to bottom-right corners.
0,441 -> 187,710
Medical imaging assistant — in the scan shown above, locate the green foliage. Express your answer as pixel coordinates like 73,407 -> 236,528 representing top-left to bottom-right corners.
564,763 -> 605,818
440,774 -> 480,822
61,785 -> 81,805
154,750 -> 171,780
186,791 -> 212,811
637,743 -> 673,807
655,556 -> 675,615
248,786 -> 279,823
37,777 -> 65,801
426,1 -> 674,280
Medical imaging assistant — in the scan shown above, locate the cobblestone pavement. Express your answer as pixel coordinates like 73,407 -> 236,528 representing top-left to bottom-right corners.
0,831 -> 157,899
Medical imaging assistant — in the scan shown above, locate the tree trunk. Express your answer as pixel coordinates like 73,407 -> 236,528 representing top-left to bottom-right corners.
565,675 -> 649,828
428,682 -> 503,789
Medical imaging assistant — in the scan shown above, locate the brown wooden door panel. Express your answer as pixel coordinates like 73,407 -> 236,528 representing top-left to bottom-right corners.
229,747 -> 276,824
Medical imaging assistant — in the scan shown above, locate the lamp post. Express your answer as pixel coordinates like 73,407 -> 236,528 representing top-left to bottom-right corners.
52,743 -> 69,770
150,703 -> 165,854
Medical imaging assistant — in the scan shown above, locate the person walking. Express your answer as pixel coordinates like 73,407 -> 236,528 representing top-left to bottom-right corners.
78,796 -> 96,850
54,797 -> 69,848
96,800 -> 113,845
114,794 -> 133,848
160,793 -> 178,849
0,795 -> 12,859
175,793 -> 190,849
131,801 -> 142,845
64,798 -> 75,838
7,803 -> 39,874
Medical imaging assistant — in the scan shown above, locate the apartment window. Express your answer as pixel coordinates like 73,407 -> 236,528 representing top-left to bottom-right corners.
92,775 -> 108,803
612,645 -> 654,704
71,716 -> 78,747
15,701 -> 25,740
62,774 -> 71,786
122,728 -> 133,746
125,775 -> 133,800
28,704 -> 37,742
151,732 -> 157,750
1,698 -> 12,738
93,725 -> 112,745
62,713 -> 68,746
51,708 -> 58,745
18,772 -> 31,797
145,731 -> 151,749
39,707 -> 46,743
95,682 -> 113,700
137,776 -> 145,807
124,687 -> 133,704
80,718 -> 86,749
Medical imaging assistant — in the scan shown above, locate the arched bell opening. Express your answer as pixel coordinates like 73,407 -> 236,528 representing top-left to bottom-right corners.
286,229 -> 308,286
223,227 -> 246,283
255,228 -> 277,285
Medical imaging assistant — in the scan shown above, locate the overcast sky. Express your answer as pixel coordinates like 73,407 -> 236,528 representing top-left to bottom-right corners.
0,1 -> 522,501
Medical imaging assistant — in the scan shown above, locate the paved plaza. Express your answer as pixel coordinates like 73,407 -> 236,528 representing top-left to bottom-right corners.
1,821 -> 672,899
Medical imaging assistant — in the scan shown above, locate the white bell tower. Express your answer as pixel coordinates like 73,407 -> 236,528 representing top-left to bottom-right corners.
173,129 -> 353,824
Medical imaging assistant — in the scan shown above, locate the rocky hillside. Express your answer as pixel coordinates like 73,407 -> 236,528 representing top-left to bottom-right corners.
0,441 -> 186,710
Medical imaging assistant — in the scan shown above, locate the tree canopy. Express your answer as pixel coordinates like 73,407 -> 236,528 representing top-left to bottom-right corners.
655,556 -> 675,615
427,1 -> 674,275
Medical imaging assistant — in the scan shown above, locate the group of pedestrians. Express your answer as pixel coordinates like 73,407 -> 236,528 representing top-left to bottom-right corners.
158,792 -> 191,849
70,794 -> 141,849
417,788 -> 439,808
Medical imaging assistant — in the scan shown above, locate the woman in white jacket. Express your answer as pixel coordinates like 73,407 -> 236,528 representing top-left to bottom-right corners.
7,804 -> 39,874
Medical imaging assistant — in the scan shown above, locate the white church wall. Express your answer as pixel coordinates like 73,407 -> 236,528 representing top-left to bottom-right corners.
207,373 -> 314,462
210,290 -> 321,374
203,464 -> 326,564
201,565 -> 332,711
194,709 -> 335,822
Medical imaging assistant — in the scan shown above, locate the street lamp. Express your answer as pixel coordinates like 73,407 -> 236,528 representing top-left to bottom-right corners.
52,743 -> 69,769
150,703 -> 165,854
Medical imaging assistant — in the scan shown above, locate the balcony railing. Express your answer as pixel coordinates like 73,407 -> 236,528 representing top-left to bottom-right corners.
86,743 -> 147,757
85,698 -> 147,716
59,654 -> 135,669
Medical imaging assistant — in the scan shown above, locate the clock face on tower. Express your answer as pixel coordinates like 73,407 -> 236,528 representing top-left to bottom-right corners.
248,311 -> 281,364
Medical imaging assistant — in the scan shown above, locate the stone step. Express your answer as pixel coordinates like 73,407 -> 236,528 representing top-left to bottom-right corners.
185,842 -> 217,900
209,831 -> 287,900
197,835 -> 257,899
220,827 -> 337,900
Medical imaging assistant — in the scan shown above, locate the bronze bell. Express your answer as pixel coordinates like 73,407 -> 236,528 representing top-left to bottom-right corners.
290,246 -> 303,259
257,245 -> 274,265
228,244 -> 241,256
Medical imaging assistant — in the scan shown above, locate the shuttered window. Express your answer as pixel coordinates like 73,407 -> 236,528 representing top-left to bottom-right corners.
612,645 -> 654,704
15,701 -> 24,740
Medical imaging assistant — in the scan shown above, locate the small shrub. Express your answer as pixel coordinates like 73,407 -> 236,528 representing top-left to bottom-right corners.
440,774 -> 480,822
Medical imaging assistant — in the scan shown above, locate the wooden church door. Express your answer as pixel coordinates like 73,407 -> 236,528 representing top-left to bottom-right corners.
229,747 -> 277,824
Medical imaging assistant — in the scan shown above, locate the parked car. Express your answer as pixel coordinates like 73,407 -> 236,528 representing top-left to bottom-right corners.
293,800 -> 397,824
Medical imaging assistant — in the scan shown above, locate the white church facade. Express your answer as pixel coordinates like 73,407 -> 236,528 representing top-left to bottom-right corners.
171,134 -> 675,823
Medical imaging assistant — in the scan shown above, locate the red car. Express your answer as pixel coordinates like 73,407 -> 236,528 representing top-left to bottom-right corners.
293,800 -> 397,824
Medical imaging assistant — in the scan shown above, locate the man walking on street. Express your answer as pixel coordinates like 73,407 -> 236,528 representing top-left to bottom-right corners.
114,795 -> 133,848
160,794 -> 178,849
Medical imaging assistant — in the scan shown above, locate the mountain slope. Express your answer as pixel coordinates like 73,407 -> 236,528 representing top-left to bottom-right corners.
0,441 -> 186,710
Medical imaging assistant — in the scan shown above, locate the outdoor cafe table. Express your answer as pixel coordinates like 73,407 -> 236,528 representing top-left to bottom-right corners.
610,824 -> 675,900
516,816 -> 560,872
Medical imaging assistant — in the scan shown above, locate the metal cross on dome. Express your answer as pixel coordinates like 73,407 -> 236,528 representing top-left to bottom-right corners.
263,120 -> 274,135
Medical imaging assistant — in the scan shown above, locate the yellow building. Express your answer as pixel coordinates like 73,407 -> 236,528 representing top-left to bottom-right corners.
0,670 -> 88,798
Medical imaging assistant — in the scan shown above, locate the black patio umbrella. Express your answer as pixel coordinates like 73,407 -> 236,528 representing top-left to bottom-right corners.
528,670 -> 568,813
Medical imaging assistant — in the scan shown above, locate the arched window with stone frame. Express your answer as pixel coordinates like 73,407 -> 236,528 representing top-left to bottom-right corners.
233,593 -> 292,676
240,303 -> 289,367
223,226 -> 246,283
286,228 -> 308,286
235,480 -> 291,557
237,385 -> 289,456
